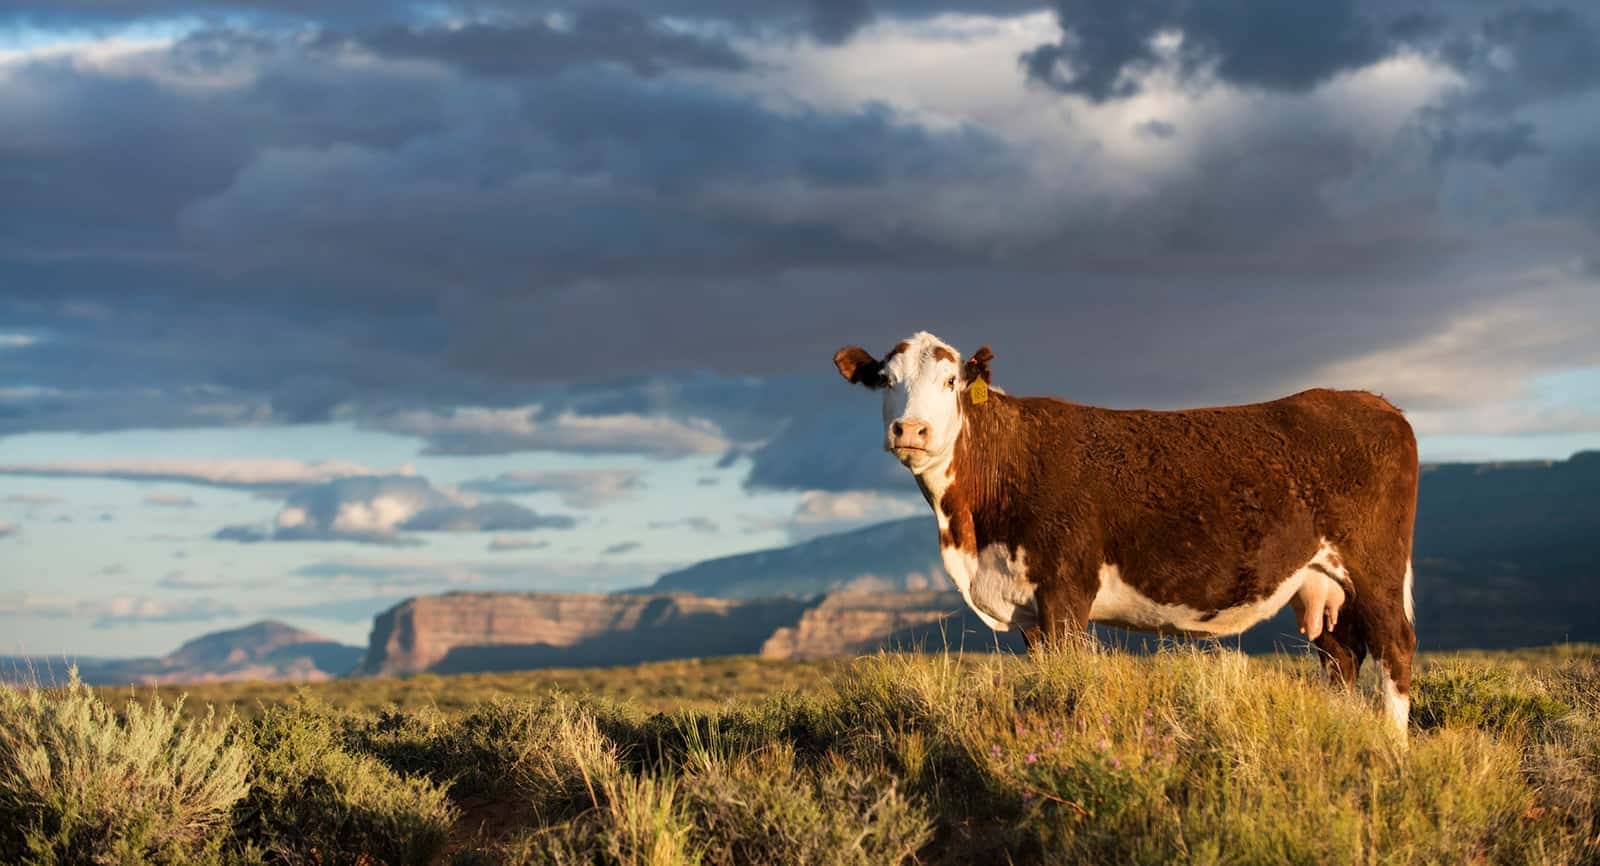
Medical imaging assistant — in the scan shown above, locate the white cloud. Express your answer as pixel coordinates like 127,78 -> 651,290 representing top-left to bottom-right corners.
1306,264 -> 1600,421
460,469 -> 644,508
718,12 -> 1464,258
0,519 -> 16,539
0,333 -> 37,349
0,458 -> 408,490
487,536 -> 550,552
143,492 -> 196,508
787,489 -> 924,540
157,571 -> 222,589
291,555 -> 659,594
4,493 -> 61,506
368,405 -> 729,458
0,593 -> 236,626
647,516 -> 720,533
793,490 -> 923,523
215,476 -> 576,546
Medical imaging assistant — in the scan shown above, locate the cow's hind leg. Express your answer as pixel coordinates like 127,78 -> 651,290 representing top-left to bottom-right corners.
1369,588 -> 1417,737
1346,553 -> 1417,737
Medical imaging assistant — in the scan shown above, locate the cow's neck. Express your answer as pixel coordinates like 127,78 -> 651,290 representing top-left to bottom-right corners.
914,391 -> 1030,538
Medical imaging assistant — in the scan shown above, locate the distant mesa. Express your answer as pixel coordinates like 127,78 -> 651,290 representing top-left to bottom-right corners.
761,591 -> 1023,659
354,589 -> 1018,677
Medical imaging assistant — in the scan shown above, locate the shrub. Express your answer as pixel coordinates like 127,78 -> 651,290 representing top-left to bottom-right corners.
0,669 -> 251,865
678,742 -> 930,866
234,697 -> 457,866
345,696 -> 624,819
1412,662 -> 1572,737
476,776 -> 701,866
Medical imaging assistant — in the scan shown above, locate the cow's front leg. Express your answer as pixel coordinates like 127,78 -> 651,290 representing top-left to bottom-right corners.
1029,582 -> 1092,652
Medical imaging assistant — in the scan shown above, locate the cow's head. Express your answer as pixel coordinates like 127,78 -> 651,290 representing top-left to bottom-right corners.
833,331 -> 993,475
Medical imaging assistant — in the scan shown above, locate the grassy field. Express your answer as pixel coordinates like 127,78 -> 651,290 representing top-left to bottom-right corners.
5,644 -> 1600,865
92,656 -> 852,720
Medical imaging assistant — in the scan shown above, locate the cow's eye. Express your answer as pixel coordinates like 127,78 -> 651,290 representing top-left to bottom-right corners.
946,376 -> 957,390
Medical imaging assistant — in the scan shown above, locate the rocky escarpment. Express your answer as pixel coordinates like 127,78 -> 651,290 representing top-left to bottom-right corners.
761,591 -> 1025,659
355,592 -> 813,677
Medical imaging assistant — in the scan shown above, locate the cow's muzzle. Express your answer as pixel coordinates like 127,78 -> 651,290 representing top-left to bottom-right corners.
888,417 -> 931,452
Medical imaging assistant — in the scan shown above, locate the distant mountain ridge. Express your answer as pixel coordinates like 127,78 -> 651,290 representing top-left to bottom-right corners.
642,516 -> 943,599
641,451 -> 1600,651
3,620 -> 363,686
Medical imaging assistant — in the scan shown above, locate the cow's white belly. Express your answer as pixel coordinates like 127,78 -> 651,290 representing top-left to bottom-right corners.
940,542 -> 1039,631
1089,540 -> 1350,637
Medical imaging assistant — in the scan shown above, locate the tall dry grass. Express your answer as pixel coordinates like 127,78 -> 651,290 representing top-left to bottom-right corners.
7,646 -> 1600,865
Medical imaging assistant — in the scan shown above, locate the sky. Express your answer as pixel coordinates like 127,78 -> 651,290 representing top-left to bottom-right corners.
2,0 -> 1598,657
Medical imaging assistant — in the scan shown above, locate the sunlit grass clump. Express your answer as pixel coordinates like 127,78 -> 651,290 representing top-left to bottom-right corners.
0,668 -> 250,864
9,646 -> 1600,865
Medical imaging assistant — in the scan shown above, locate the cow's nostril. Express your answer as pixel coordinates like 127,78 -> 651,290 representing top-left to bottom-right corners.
892,421 -> 903,437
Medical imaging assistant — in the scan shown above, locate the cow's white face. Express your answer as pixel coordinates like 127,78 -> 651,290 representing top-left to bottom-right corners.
834,331 -> 984,477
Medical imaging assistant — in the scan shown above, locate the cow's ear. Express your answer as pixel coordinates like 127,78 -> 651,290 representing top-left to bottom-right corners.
833,346 -> 883,388
964,345 -> 995,384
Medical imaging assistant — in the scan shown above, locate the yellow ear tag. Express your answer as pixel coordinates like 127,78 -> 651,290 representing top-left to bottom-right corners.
969,378 -> 988,405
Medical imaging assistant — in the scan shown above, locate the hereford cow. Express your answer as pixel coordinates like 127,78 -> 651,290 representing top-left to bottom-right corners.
834,331 -> 1419,734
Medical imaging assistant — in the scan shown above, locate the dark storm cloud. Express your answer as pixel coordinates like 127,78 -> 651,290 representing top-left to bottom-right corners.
0,0 -> 1598,487
1431,120 -> 1541,168
357,9 -> 748,78
809,0 -> 875,44
1442,6 -> 1600,108
1,25 -> 1012,443
1022,0 -> 1395,100
744,402 -> 907,493
1549,142 -> 1600,225
0,0 -> 1045,34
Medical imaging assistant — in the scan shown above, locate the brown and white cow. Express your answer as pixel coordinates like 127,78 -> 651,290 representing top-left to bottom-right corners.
834,331 -> 1419,733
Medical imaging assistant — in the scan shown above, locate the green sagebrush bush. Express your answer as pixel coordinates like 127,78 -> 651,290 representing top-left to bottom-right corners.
342,695 -> 623,817
233,696 -> 457,866
0,668 -> 251,865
